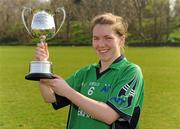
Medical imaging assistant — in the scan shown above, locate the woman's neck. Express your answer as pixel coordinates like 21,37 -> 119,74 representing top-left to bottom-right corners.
100,62 -> 111,73
100,54 -> 121,73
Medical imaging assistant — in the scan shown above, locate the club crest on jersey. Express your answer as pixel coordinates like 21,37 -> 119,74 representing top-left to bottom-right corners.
110,76 -> 138,109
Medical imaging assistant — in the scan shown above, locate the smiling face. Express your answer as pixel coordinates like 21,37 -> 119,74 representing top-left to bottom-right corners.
92,24 -> 124,63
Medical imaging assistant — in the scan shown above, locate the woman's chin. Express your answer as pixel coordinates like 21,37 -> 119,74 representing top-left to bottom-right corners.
99,56 -> 111,62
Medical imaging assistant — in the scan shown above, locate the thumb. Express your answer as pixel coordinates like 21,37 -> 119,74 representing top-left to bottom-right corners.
53,74 -> 62,79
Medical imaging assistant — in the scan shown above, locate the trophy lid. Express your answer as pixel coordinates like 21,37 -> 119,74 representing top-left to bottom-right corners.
31,11 -> 55,30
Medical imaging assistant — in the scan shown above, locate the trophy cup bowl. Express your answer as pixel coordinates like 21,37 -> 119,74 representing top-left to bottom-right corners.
22,7 -> 66,81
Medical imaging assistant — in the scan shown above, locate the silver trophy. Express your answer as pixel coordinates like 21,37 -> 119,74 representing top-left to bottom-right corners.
22,7 -> 66,81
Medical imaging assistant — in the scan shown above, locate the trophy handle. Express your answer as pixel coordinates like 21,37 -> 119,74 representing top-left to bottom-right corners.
22,7 -> 32,36
53,7 -> 66,37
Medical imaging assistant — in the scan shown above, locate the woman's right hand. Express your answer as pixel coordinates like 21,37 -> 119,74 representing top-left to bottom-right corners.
39,79 -> 56,103
35,42 -> 49,61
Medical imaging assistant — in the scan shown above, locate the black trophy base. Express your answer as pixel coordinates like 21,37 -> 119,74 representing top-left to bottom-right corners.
25,73 -> 56,81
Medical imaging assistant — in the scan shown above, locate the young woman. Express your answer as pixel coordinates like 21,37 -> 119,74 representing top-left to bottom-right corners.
36,13 -> 144,129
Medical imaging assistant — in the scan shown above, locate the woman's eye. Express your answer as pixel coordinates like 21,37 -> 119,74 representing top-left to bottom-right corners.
93,37 -> 99,40
105,37 -> 113,40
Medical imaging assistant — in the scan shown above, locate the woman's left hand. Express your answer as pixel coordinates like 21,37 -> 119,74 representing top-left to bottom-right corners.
40,75 -> 71,97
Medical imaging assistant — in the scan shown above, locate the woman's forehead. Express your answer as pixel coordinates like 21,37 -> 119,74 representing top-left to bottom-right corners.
93,24 -> 115,36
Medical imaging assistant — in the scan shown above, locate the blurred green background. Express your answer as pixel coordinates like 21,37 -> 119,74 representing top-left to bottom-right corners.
0,46 -> 180,129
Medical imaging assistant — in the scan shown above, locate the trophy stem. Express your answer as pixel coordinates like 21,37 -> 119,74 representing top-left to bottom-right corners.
40,35 -> 46,43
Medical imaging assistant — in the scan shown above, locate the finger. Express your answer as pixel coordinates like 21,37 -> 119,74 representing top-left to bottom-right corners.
36,46 -> 48,55
40,79 -> 48,83
35,43 -> 49,61
53,74 -> 63,79
38,43 -> 49,55
35,54 -> 48,61
40,79 -> 53,84
35,49 -> 48,60
39,80 -> 48,86
53,74 -> 60,78
37,43 -> 45,49
36,47 -> 47,55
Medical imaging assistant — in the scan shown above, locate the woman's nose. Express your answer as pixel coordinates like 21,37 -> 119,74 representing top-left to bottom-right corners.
97,39 -> 106,47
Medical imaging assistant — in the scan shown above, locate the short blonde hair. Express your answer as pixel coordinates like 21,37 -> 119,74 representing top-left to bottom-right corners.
91,13 -> 128,38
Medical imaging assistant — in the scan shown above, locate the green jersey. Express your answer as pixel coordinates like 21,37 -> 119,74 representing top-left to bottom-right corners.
52,55 -> 144,129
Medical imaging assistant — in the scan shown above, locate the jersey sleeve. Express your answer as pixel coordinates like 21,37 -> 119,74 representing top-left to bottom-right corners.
52,94 -> 71,110
107,65 -> 144,122
52,68 -> 86,110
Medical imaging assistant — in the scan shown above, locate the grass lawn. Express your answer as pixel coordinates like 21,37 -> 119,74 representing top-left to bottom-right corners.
0,46 -> 180,129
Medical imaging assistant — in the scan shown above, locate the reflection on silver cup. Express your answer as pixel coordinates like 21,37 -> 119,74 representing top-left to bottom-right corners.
31,11 -> 55,40
22,7 -> 66,81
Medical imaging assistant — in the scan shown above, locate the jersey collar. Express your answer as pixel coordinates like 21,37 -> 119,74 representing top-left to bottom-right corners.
92,54 -> 125,70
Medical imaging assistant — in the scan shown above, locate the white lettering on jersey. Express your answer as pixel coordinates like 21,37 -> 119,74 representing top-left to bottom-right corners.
77,108 -> 93,118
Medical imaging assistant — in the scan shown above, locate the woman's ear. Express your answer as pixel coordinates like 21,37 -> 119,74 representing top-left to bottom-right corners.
119,35 -> 125,48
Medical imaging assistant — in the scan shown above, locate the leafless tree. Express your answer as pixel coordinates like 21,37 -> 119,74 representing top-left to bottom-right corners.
0,0 -> 179,44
